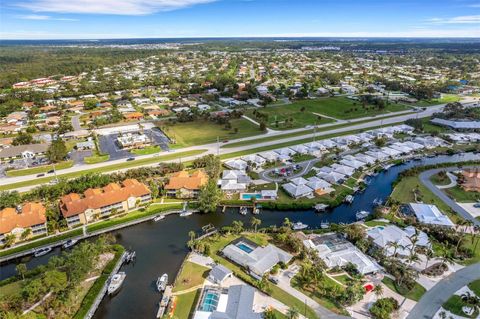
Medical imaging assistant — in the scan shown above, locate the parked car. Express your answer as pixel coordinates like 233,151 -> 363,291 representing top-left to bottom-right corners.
36,173 -> 45,177
126,157 -> 135,161
474,203 -> 480,208
47,169 -> 54,174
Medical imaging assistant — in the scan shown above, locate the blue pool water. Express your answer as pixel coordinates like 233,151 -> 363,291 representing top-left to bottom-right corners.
236,242 -> 254,253
200,292 -> 219,311
241,193 -> 262,200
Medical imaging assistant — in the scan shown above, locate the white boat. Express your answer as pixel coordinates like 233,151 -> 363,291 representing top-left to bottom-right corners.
292,222 -> 308,230
156,273 -> 168,292
108,272 -> 126,295
314,204 -> 329,212
253,208 -> 260,215
344,195 -> 354,204
33,247 -> 52,257
372,198 -> 383,206
62,239 -> 78,249
125,250 -> 136,263
179,211 -> 192,217
356,210 -> 370,220
239,207 -> 248,215
153,215 -> 165,222
320,222 -> 330,229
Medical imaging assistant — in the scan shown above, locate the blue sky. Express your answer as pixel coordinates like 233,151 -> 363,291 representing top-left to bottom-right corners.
1,0 -> 479,39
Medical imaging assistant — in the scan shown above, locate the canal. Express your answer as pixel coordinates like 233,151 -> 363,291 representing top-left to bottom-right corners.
0,152 -> 478,319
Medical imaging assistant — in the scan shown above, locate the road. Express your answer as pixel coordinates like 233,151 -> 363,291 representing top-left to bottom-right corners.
407,262 -> 480,319
0,100 -> 469,192
71,115 -> 82,131
419,166 -> 480,226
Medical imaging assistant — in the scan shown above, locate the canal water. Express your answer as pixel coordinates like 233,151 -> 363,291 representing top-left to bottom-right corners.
0,152 -> 478,319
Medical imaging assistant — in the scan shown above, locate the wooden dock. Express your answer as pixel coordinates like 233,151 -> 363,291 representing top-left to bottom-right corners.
156,285 -> 173,318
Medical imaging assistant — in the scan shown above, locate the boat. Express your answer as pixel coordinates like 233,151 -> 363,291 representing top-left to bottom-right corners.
239,207 -> 248,215
320,222 -> 330,229
153,215 -> 165,222
33,247 -> 52,257
292,222 -> 308,230
62,239 -> 78,249
179,211 -> 192,217
107,272 -> 126,295
253,207 -> 260,215
125,250 -> 136,263
314,204 -> 329,212
156,273 -> 168,292
344,195 -> 354,204
372,198 -> 383,207
356,210 -> 370,221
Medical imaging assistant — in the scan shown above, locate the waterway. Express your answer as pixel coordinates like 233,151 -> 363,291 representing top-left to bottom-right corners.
0,152 -> 478,319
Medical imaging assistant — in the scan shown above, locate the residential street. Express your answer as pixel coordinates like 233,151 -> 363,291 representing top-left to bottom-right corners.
407,262 -> 480,319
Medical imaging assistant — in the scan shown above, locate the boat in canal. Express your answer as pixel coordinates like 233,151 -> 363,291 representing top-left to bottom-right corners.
239,207 -> 248,215
356,210 -> 370,221
156,273 -> 168,292
344,195 -> 354,204
292,222 -> 308,230
314,203 -> 329,212
372,198 -> 384,206
33,247 -> 52,257
125,250 -> 136,263
179,211 -> 192,217
153,215 -> 165,222
108,272 -> 126,295
62,239 -> 78,249
320,221 -> 330,229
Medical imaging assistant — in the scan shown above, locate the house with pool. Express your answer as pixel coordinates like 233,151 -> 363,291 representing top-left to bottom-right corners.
221,238 -> 293,279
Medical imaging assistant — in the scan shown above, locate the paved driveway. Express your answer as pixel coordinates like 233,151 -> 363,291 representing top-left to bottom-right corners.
98,134 -> 133,161
407,262 -> 480,319
260,159 -> 320,182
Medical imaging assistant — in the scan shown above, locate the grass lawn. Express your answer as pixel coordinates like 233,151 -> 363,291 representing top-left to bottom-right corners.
272,309 -> 288,319
84,154 -> 109,164
468,279 -> 480,296
173,289 -> 200,319
443,295 -> 479,318
0,149 -> 207,191
444,186 -> 480,203
460,234 -> 480,265
382,277 -> 426,301
0,281 -> 22,299
430,172 -> 451,186
5,160 -> 73,177
159,119 -> 264,147
247,98 -> 409,130
390,176 -> 463,224
364,220 -> 390,227
131,146 -> 162,156
172,261 -> 209,293
331,274 -> 350,285
415,94 -> 461,107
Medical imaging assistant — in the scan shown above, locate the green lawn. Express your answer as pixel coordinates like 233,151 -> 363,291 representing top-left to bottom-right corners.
131,146 -> 162,156
172,261 -> 209,293
468,279 -> 480,296
430,172 -> 451,186
331,274 -> 350,285
173,289 -> 200,319
364,220 -> 390,227
84,154 -> 110,164
5,161 -> 73,177
444,186 -> 480,203
415,94 -> 461,107
159,119 -> 264,147
0,149 -> 207,191
443,295 -> 479,318
0,281 -> 22,299
382,277 -> 426,301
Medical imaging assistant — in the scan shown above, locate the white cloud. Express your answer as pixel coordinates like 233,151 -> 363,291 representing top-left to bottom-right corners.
426,15 -> 480,24
16,0 -> 217,15
17,14 -> 78,21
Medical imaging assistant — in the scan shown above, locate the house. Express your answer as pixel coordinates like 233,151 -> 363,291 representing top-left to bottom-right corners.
124,112 -> 144,121
59,179 -> 151,227
354,153 -> 376,165
240,154 -> 266,168
306,177 -> 333,195
339,158 -> 366,170
224,159 -> 248,171
303,233 -> 381,275
193,285 -> 262,319
258,151 -> 278,162
260,190 -> 278,200
76,138 -> 95,150
367,225 -> 430,257
331,163 -> 355,176
165,171 -> 208,198
431,118 -> 480,131
0,203 -> 47,245
407,203 -> 455,227
116,133 -> 151,149
282,181 -> 313,199
317,171 -> 346,184
218,170 -> 251,193
461,168 -> 480,192
208,264 -> 233,285
222,238 -> 293,279
0,143 -> 49,161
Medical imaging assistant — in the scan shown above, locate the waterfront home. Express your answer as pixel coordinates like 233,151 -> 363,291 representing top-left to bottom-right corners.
331,163 -> 355,176
367,225 -> 430,257
282,182 -> 313,199
0,143 -> 49,161
60,179 -> 152,227
0,202 -> 47,245
407,203 -> 455,227
218,170 -> 251,193
306,176 -> 334,195
208,264 -> 233,285
303,233 -> 381,275
317,171 -> 346,184
165,170 -> 208,198
402,141 -> 425,151
389,143 -> 413,154
461,168 -> 480,192
365,149 -> 390,161
224,159 -> 248,171
380,147 -> 402,158
339,158 -> 367,170
260,190 -> 278,200
353,153 -> 377,165
193,285 -> 262,319
222,238 -> 293,279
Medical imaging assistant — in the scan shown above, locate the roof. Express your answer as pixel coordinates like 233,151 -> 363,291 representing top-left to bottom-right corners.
59,179 -> 151,217
367,225 -> 430,257
209,264 -> 232,283
0,144 -> 49,158
208,285 -> 261,319
165,171 -> 208,191
431,118 -> 480,130
0,202 -> 46,234
409,203 -> 455,227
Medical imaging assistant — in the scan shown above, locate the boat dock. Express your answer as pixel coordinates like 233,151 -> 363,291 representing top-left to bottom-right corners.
156,285 -> 173,318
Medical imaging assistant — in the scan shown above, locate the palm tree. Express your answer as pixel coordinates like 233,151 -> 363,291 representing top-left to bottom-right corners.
438,243 -> 455,267
425,249 -> 434,269
283,218 -> 292,229
461,291 -> 480,311
287,307 -> 300,319
250,217 -> 261,233
387,241 -> 402,257
407,252 -> 420,265
373,284 -> 383,298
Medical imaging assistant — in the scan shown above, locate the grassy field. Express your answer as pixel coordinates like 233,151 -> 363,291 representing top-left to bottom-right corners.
468,279 -> 480,295
5,161 -> 73,177
382,277 -> 426,301
444,186 -> 480,203
415,94 -> 461,107
442,295 -> 479,318
0,280 -> 21,299
0,149 -> 207,191
246,98 -> 409,129
430,172 -> 451,186
172,261 -> 209,293
160,119 -> 264,147
84,154 -> 109,164
131,146 -> 162,155
173,289 -> 199,319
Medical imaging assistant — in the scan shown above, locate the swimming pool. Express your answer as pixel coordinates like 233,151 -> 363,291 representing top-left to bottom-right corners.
199,291 -> 220,312
240,193 -> 262,200
236,242 -> 254,253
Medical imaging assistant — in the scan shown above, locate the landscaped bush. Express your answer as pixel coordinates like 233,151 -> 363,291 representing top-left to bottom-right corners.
369,297 -> 399,319
421,262 -> 448,277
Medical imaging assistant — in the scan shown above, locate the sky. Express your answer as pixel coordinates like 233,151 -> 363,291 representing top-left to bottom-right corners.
0,0 -> 479,39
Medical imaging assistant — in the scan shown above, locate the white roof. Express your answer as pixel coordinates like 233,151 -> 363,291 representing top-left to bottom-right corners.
317,171 -> 346,184
225,159 -> 248,170
282,182 -> 313,198
306,177 -> 332,190
409,203 -> 455,227
339,158 -> 366,169
290,177 -> 308,186
367,225 -> 430,257
331,163 -> 355,176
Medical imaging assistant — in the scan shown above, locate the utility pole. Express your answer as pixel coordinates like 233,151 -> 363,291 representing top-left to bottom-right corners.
216,136 -> 220,156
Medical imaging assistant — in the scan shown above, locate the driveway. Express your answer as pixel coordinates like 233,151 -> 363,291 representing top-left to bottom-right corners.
407,262 -> 480,319
71,115 -> 82,131
260,158 -> 319,182
419,167 -> 480,226
98,134 -> 133,161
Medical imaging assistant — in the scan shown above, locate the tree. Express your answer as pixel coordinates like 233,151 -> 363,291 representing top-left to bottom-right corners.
286,307 -> 300,319
46,138 -> 68,163
12,132 -> 34,146
373,284 -> 383,298
16,263 -> 27,280
42,270 -> 67,293
369,297 -> 399,319
198,180 -> 223,213
259,121 -> 267,132
232,220 -> 244,234
263,308 -> 277,319
250,217 -> 261,233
